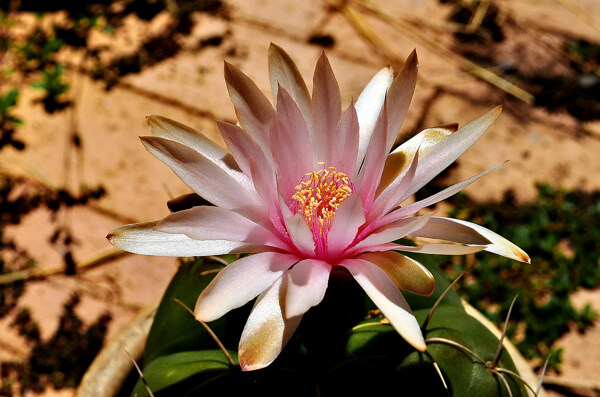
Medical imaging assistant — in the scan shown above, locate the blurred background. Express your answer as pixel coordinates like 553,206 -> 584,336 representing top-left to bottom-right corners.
0,0 -> 599,395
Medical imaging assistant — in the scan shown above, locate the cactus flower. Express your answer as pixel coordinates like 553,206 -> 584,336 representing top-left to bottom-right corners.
107,44 -> 529,371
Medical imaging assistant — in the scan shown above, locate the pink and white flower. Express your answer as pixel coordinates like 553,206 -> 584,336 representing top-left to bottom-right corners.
107,44 -> 529,371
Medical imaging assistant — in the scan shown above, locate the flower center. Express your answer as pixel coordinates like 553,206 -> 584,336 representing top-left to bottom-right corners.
290,164 -> 354,256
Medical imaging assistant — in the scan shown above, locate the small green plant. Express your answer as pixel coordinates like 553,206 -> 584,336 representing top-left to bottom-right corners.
0,88 -> 24,150
32,64 -> 71,113
428,184 -> 600,369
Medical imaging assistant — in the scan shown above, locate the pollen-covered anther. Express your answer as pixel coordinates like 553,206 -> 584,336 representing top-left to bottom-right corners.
290,165 -> 355,247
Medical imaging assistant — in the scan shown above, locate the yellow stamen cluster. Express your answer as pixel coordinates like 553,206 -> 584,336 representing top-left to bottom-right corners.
291,165 -> 354,238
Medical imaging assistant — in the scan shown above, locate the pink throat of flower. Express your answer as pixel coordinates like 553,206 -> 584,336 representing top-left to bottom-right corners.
290,164 -> 355,258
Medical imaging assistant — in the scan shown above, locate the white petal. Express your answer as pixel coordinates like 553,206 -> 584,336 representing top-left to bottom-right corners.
146,115 -> 231,165
355,67 -> 393,165
341,258 -> 426,351
195,252 -> 299,321
393,162 -> 505,219
284,259 -> 331,318
351,215 -> 431,254
107,221 -> 253,257
155,206 -> 287,250
400,106 -> 502,198
412,217 -> 530,263
141,136 -> 264,219
327,194 -> 365,258
285,213 -> 315,257
395,243 -> 485,255
239,276 -> 302,371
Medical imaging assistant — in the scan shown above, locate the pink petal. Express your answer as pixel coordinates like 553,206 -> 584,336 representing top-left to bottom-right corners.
358,251 -> 434,296
355,67 -> 393,167
355,99 -> 389,213
327,194 -> 365,259
285,213 -> 316,258
224,61 -> 274,148
270,87 -> 313,204
341,258 -> 426,351
311,51 -> 341,164
155,206 -> 288,250
217,121 -> 286,236
268,43 -> 312,130
330,102 -> 359,176
411,217 -> 530,263
239,276 -> 302,371
386,50 -> 418,149
195,252 -> 299,322
107,221 -> 254,256
284,259 -> 331,318
140,136 -> 265,221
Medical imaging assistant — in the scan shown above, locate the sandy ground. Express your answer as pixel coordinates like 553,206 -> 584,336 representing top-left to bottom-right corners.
2,0 -> 600,395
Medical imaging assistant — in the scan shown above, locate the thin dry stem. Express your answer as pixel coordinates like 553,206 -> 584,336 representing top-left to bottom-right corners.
422,263 -> 476,331
424,350 -> 450,396
495,367 -> 539,397
425,337 -> 486,364
350,0 -> 535,104
537,355 -> 551,395
173,298 -> 236,367
497,371 -> 515,397
0,246 -> 127,284
492,293 -> 519,366
125,350 -> 154,397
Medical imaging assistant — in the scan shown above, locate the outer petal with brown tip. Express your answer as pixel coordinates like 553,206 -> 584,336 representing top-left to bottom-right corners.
358,251 -> 435,296
238,276 -> 302,371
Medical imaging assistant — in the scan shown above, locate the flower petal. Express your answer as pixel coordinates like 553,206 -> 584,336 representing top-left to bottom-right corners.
394,243 -> 485,255
284,259 -> 331,318
239,276 -> 302,371
146,115 -> 233,166
408,216 -> 490,244
217,121 -> 286,235
330,102 -> 359,176
155,206 -> 288,250
356,99 -> 389,213
341,258 -> 426,351
285,213 -> 316,257
355,67 -> 393,167
381,162 -> 504,226
312,51 -> 341,164
268,43 -> 312,129
358,251 -> 434,296
141,136 -> 264,220
379,125 -> 456,194
195,252 -> 299,322
224,61 -> 274,148
400,106 -> 502,198
270,87 -> 313,203
411,217 -> 530,263
367,145 -> 420,227
386,50 -> 418,146
351,215 -> 431,255
327,194 -> 365,258
107,221 -> 253,256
